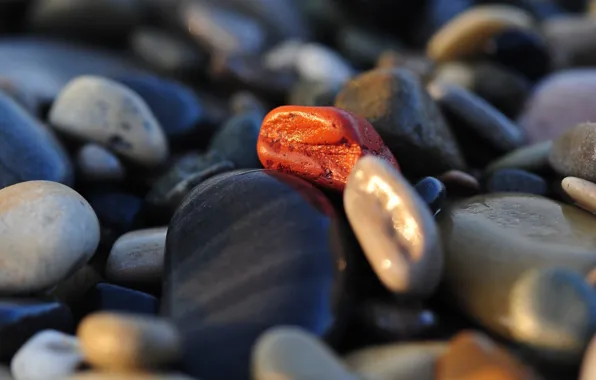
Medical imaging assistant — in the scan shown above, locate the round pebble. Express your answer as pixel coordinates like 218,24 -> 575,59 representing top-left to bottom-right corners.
438,170 -> 480,196
562,176 -> 596,214
76,143 -> 126,181
485,168 -> 548,195
414,176 -> 446,214
78,312 -> 181,371
549,122 -> 596,182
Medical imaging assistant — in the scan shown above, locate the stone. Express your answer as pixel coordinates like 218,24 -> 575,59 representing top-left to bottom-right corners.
114,74 -> 204,140
336,26 -> 403,68
485,140 -> 552,173
288,80 -> 340,107
78,283 -> 158,317
49,76 -> 169,167
208,111 -> 262,169
519,70 -> 596,143
106,227 -> 167,289
428,82 -> 526,166
544,17 -> 596,69
345,342 -> 447,380
344,156 -> 443,297
229,91 -> 266,116
562,177 -> 596,215
68,373 -> 195,380
581,334 -> 596,380
436,331 -> 537,380
550,122 -> 596,182
252,327 -> 356,380
438,170 -> 480,197
0,299 -> 73,361
88,191 -> 143,233
163,170 -> 355,380
375,51 -> 436,82
78,312 -> 181,371
0,91 -> 72,189
11,330 -> 83,380
0,367 -> 11,380
426,4 -> 534,62
485,168 -> 548,195
258,106 -> 399,191
0,181 -> 99,295
335,68 -> 465,178
0,77 -> 43,115
49,265 -> 103,305
414,176 -> 446,215
76,144 -> 126,181
438,194 -> 596,361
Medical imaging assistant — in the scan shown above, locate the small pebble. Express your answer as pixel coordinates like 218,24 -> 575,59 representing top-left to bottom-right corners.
288,80 -> 340,107
562,176 -> 596,214
549,122 -> 596,182
79,283 -> 159,317
76,143 -> 126,181
11,330 -> 83,380
49,265 -> 103,305
485,140 -> 552,173
88,191 -> 143,233
485,168 -> 548,195
208,111 -> 262,169
438,170 -> 480,197
414,176 -> 447,214
78,312 -> 181,371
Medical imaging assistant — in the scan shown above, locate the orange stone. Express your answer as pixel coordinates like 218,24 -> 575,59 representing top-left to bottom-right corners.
257,105 -> 399,191
437,331 -> 537,380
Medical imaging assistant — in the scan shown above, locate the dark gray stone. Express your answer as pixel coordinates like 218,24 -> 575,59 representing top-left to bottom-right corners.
208,112 -> 262,169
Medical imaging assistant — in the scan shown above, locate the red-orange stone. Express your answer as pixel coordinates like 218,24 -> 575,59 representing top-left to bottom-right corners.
257,106 -> 399,191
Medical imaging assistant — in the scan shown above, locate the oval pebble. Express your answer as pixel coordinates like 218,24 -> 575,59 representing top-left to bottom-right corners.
11,330 -> 83,380
549,122 -> 596,182
78,312 -> 181,371
485,168 -> 548,195
414,176 -> 446,215
0,181 -> 99,294
485,140 -> 552,173
76,143 -> 125,181
344,156 -> 443,297
562,176 -> 596,214
438,170 -> 480,197
49,75 -> 169,167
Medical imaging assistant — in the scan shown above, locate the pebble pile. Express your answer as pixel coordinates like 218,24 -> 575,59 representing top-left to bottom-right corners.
2,0 -> 596,379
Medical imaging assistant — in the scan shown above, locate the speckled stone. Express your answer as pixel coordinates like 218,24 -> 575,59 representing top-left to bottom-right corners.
344,156 -> 443,297
11,330 -> 83,380
549,122 -> 596,182
562,177 -> 596,215
485,168 -> 548,195
252,327 -> 356,380
335,68 -> 465,178
78,312 -> 181,371
486,140 -> 552,173
76,143 -> 125,181
0,181 -> 99,295
414,176 -> 446,215
208,111 -> 262,169
49,75 -> 169,167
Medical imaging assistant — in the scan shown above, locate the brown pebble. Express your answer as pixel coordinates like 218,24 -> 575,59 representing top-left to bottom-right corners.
438,170 -> 480,196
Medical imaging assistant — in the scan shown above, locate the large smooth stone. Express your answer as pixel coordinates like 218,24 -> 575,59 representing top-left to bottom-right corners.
549,122 -> 596,182
438,194 -> 596,361
519,70 -> 596,143
0,181 -> 99,295
163,170 -> 353,380
344,156 -> 443,297
49,76 -> 169,167
335,68 -> 465,178
0,91 -> 72,189
252,327 -> 356,380
11,330 -> 83,380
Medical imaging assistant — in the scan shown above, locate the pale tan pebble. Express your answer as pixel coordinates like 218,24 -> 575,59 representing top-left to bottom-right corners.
67,372 -> 197,380
77,143 -> 126,181
427,4 -> 534,62
432,62 -> 475,89
580,334 -> 596,380
78,312 -> 181,372
562,177 -> 596,215
486,141 -> 552,173
344,342 -> 447,380
105,227 -> 167,287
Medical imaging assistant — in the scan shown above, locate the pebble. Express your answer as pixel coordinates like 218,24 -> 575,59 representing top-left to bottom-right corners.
344,156 -> 443,297
485,168 -> 548,195
88,191 -> 143,233
49,265 -> 103,305
581,334 -> 596,380
344,342 -> 447,380
436,331 -> 537,379
543,16 -> 596,69
519,70 -> 596,143
0,181 -> 99,294
485,140 -> 553,173
208,111 -> 262,169
549,122 -> 596,182
336,26 -> 403,68
257,106 -> 399,191
376,50 -> 436,82
106,227 -> 167,290
76,144 -> 126,181
252,326 -> 356,380
79,283 -> 159,317
426,5 -> 534,62
68,373 -> 195,380
414,176 -> 447,214
438,170 -> 480,197
49,75 -> 169,167
335,68 -> 466,178
11,330 -> 83,380
0,91 -> 72,189
163,170 -> 352,380
562,177 -> 596,214
288,80 -> 339,107
78,312 -> 181,371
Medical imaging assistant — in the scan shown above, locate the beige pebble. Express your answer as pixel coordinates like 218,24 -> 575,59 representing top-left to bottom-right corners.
427,5 -> 534,62
562,177 -> 596,214
78,312 -> 181,371
106,227 -> 167,288
581,334 -> 596,380
486,140 -> 552,173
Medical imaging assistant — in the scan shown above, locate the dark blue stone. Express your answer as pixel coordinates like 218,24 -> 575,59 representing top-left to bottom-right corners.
414,177 -> 446,214
115,74 -> 205,139
88,191 -> 143,232
81,283 -> 158,316
163,169 -> 352,380
485,168 -> 548,195
208,112 -> 263,169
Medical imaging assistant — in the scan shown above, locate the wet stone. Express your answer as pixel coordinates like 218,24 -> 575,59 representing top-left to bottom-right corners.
78,283 -> 159,317
208,111 -> 263,169
76,143 -> 126,182
549,122 -> 596,182
414,176 -> 446,215
485,168 -> 548,195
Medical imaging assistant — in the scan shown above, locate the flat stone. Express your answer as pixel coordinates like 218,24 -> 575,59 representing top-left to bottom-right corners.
0,91 -> 72,189
519,70 -> 596,143
11,330 -> 83,380
485,168 -> 548,195
106,227 -> 167,289
544,16 -> 596,69
208,111 -> 262,169
49,76 -> 169,167
549,122 -> 596,182
562,177 -> 596,214
258,106 -> 399,191
78,312 -> 181,371
252,327 -> 356,380
78,283 -> 158,317
344,156 -> 443,297
345,342 -> 447,380
335,68 -> 465,178
76,143 -> 125,181
485,140 -> 552,173
163,170 -> 354,380
438,170 -> 480,197
426,4 -> 534,62
0,181 -> 99,295
438,194 -> 596,360
414,176 -> 446,215
436,331 -> 537,380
